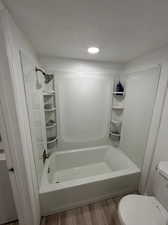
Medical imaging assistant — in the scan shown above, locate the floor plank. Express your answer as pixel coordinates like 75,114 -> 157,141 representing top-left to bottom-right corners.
46,198 -> 121,225
2,221 -> 18,225
2,197 -> 122,225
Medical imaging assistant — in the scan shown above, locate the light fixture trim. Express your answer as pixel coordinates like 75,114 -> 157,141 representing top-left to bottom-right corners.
88,46 -> 100,54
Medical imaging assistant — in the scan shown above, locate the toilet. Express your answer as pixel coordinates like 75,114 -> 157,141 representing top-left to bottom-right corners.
118,162 -> 168,225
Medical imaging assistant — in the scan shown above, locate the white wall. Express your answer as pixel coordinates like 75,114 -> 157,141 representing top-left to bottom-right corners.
40,57 -> 123,143
1,7 -> 40,225
150,89 -> 168,211
58,75 -> 111,142
120,67 -> 160,168
124,45 -> 168,193
39,57 -> 123,74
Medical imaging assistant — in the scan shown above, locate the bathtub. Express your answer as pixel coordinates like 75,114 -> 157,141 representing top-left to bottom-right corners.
40,145 -> 140,215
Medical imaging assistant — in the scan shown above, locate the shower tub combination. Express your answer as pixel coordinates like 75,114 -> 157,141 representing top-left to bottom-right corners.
40,145 -> 140,215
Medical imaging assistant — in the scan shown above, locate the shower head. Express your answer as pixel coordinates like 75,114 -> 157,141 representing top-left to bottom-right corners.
44,73 -> 53,83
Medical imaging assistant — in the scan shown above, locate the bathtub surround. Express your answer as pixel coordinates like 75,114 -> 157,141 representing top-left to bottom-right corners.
39,56 -> 159,169
40,57 -> 124,145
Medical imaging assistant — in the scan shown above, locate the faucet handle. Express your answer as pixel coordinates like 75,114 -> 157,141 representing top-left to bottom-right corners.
42,149 -> 49,163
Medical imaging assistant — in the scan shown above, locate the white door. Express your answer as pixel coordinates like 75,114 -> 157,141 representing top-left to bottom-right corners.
0,102 -> 17,224
0,16 -> 40,225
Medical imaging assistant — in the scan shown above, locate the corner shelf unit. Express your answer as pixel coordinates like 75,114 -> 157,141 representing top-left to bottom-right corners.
43,74 -> 57,151
110,81 -> 126,143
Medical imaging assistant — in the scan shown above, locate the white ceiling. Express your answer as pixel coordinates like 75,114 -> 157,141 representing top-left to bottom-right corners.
4,0 -> 168,63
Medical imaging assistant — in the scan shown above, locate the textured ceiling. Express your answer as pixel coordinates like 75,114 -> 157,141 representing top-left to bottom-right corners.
4,0 -> 168,62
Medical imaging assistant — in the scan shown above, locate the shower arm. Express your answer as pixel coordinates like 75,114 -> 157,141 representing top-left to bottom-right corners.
35,67 -> 46,76
35,67 -> 54,83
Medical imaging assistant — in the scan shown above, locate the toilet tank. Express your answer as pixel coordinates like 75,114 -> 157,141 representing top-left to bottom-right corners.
152,164 -> 168,211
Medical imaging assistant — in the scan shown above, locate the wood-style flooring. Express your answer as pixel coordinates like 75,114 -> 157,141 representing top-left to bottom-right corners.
2,221 -> 18,225
3,197 -> 122,225
46,197 -> 121,225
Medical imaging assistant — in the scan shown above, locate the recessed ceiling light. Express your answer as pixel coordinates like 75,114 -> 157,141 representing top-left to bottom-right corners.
88,47 -> 100,54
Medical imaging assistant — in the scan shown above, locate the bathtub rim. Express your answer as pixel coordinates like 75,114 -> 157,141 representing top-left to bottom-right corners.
40,145 -> 140,194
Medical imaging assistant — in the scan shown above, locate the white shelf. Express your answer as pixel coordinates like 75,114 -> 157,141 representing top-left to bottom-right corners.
43,91 -> 55,96
46,123 -> 57,129
110,120 -> 121,124
44,107 -> 56,112
47,137 -> 57,144
112,91 -> 125,95
43,93 -> 55,96
110,132 -> 120,137
112,106 -> 124,110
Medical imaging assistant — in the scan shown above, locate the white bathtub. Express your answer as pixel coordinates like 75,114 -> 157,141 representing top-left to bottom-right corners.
40,145 -> 140,215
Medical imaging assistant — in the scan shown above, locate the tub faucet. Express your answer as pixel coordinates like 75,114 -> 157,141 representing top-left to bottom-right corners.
43,150 -> 49,164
